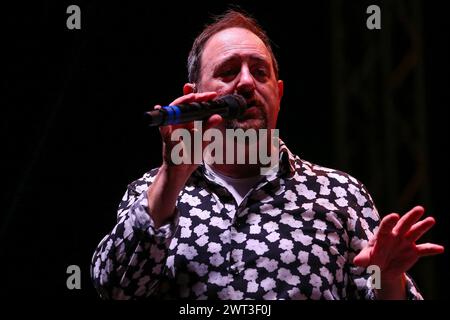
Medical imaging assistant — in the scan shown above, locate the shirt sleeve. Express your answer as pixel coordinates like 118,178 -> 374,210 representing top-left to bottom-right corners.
346,182 -> 423,300
90,173 -> 180,299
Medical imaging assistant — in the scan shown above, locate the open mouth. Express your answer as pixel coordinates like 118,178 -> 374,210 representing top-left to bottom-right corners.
237,100 -> 261,119
242,105 -> 260,118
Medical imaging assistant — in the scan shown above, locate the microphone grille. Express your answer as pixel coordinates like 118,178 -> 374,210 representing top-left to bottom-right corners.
219,94 -> 247,110
215,94 -> 247,118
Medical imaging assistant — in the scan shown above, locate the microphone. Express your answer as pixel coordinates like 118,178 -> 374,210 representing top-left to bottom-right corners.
146,94 -> 247,126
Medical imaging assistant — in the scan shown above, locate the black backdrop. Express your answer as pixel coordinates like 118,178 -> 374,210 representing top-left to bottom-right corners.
2,0 -> 449,299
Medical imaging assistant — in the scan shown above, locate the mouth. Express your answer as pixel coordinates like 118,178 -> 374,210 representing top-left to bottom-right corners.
238,100 -> 262,120
228,102 -> 267,130
242,105 -> 260,117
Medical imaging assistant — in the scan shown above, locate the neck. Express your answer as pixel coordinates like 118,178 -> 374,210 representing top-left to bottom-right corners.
208,138 -> 278,178
211,162 -> 262,178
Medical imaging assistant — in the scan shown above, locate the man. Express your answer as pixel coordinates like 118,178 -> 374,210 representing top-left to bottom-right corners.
91,10 -> 444,299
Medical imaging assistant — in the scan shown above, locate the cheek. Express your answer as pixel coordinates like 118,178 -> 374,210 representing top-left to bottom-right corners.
199,79 -> 229,94
260,86 -> 279,105
215,85 -> 237,97
263,92 -> 281,118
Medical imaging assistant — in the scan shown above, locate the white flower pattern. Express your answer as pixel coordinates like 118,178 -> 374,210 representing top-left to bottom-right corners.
91,141 -> 423,300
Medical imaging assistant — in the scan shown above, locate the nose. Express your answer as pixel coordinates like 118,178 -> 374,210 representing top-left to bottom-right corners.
235,64 -> 256,98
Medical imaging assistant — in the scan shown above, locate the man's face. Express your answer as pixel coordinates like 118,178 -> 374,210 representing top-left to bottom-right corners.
197,27 -> 283,130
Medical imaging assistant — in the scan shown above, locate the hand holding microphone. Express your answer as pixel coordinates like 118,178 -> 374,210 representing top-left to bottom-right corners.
147,92 -> 240,227
146,93 -> 247,126
150,92 -> 229,172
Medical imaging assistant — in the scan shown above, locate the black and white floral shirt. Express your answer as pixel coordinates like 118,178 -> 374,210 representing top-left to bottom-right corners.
91,141 -> 422,300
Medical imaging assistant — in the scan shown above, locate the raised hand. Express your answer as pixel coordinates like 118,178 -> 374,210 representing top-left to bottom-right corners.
353,206 -> 444,299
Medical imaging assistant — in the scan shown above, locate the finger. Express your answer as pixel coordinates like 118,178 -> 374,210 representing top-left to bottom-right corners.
416,243 -> 445,257
154,105 -> 162,110
170,92 -> 218,106
351,215 -> 399,268
372,214 -> 400,263
195,92 -> 219,101
377,213 -> 400,237
169,100 -> 222,132
159,124 -> 172,138
353,247 -> 372,267
365,214 -> 399,268
205,114 -> 224,129
159,118 -> 196,136
405,217 -> 436,242
392,206 -> 425,236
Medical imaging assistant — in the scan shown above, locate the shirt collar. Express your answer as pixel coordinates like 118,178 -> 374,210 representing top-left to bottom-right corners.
278,139 -> 297,175
193,139 -> 297,183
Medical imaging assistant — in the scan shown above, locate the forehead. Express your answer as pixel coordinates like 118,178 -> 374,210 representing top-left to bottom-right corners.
201,27 -> 272,68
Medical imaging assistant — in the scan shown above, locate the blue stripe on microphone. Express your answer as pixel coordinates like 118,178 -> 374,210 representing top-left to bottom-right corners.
172,106 -> 181,124
163,106 -> 175,124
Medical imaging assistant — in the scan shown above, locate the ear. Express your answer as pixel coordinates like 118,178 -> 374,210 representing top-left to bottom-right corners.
183,83 -> 196,95
277,80 -> 284,101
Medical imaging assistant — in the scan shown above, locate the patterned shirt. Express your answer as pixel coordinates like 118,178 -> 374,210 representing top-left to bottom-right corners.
91,141 -> 422,300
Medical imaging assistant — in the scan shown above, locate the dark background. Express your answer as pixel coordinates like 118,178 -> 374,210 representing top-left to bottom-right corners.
1,0 -> 449,299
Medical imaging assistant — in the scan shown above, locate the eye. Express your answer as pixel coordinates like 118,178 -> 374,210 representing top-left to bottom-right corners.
254,68 -> 267,76
217,67 -> 238,81
221,69 -> 236,77
252,67 -> 269,80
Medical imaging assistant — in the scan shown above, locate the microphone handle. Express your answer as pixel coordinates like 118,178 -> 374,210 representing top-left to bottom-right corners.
146,102 -> 229,126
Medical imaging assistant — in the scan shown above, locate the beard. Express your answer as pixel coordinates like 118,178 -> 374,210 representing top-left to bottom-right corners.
224,105 -> 268,130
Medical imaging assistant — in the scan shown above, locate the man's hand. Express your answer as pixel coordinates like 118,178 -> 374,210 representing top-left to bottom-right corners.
157,91 -> 223,174
353,206 -> 445,299
147,92 -> 224,228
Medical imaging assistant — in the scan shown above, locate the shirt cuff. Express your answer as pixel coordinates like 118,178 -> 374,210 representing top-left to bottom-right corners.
404,273 -> 424,300
129,191 -> 179,244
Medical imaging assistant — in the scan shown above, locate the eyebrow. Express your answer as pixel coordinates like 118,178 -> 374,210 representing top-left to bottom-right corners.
213,54 -> 270,73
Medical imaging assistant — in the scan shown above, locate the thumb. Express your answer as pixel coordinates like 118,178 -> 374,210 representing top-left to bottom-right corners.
353,247 -> 372,267
205,114 -> 224,129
